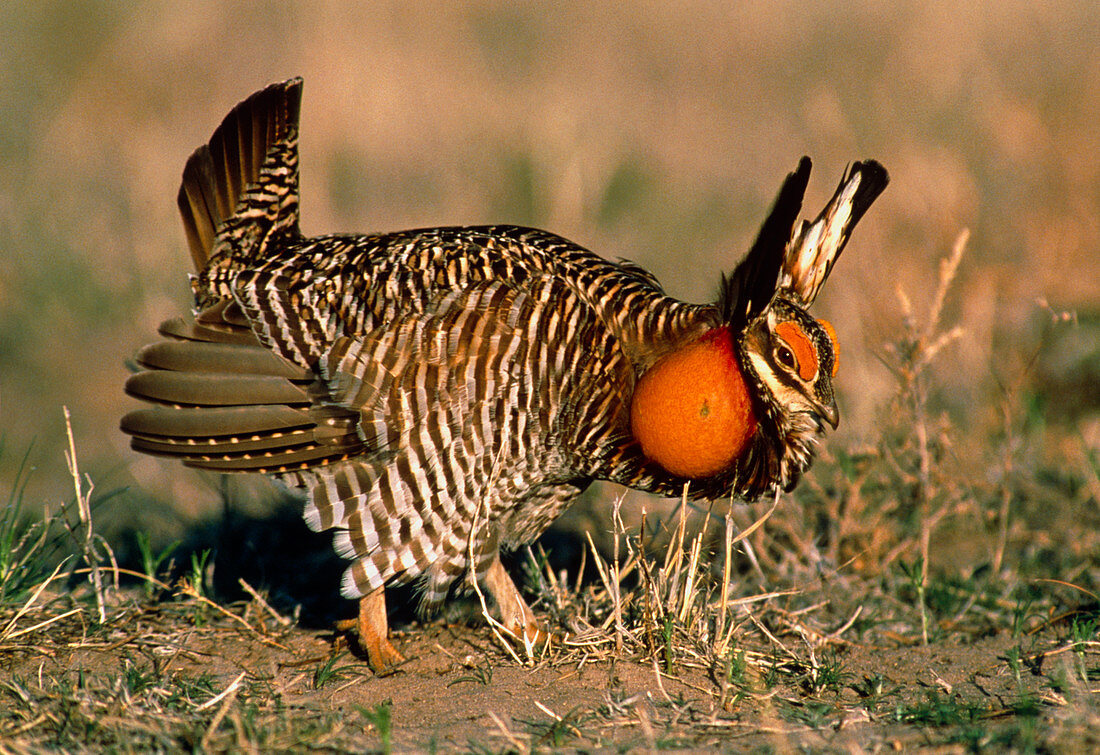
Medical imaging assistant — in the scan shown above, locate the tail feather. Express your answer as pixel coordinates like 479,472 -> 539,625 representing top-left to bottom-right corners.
180,445 -> 349,472
122,310 -> 364,473
124,370 -> 310,408
178,77 -> 303,271
156,300 -> 264,346
124,412 -> 314,457
122,404 -> 313,440
127,423 -> 347,471
158,316 -> 260,346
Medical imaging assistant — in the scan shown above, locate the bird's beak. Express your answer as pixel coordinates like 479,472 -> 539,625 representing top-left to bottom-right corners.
816,396 -> 840,430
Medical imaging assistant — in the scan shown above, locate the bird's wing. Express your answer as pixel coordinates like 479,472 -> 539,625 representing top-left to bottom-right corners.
297,277 -> 632,604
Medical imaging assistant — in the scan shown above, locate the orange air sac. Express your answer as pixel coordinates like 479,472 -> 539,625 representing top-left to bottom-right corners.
629,326 -> 758,478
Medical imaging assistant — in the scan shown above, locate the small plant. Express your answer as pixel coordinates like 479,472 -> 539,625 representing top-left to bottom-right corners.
313,652 -> 364,689
1070,613 -> 1100,647
851,673 -> 898,710
1069,612 -> 1100,683
877,233 -> 970,644
188,549 -> 212,600
121,659 -> 159,696
783,700 -> 836,728
358,700 -> 394,754
135,532 -> 179,600
662,615 -> 675,672
520,705 -> 590,749
0,448 -> 56,605
762,649 -> 783,690
726,648 -> 747,687
448,659 -> 494,687
1010,592 -> 1038,637
804,651 -> 851,695
894,689 -> 983,728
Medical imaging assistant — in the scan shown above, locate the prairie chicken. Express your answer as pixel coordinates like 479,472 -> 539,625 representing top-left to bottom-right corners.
122,78 -> 887,672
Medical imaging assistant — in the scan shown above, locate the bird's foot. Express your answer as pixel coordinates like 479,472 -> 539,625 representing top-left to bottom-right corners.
484,556 -> 554,655
503,618 -> 553,650
336,587 -> 406,675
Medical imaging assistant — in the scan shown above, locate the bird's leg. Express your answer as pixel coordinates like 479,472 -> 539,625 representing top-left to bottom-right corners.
335,586 -> 405,674
483,554 -> 550,647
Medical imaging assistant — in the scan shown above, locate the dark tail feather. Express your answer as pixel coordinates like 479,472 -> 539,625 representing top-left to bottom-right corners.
125,78 -> 362,475
718,156 -> 812,331
158,299 -> 261,346
177,78 -> 303,271
124,370 -> 310,408
133,340 -> 310,379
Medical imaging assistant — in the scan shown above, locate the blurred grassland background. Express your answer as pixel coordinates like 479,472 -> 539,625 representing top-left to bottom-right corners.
1,1 -> 1097,557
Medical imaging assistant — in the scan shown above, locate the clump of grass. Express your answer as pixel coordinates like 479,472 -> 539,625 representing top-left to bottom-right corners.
519,702 -> 592,749
0,445 -> 54,605
135,531 -> 179,600
1,410 -> 124,649
312,651 -> 368,689
359,700 -> 394,753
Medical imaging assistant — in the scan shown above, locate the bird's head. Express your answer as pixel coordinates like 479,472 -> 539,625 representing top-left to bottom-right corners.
629,157 -> 886,496
627,301 -> 840,484
739,299 -> 840,435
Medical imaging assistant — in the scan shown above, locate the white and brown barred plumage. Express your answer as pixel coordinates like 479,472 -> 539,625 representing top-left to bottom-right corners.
122,78 -> 887,671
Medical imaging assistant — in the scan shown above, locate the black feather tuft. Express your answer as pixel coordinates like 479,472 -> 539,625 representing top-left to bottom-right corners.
839,160 -> 889,229
717,157 -> 812,332
780,159 -> 889,305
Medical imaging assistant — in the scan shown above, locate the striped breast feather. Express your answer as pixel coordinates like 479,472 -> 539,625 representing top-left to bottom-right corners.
293,277 -> 633,604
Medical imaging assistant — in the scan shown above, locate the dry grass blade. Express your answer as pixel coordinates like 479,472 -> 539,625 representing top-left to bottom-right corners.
63,407 -> 112,624
611,494 -> 626,653
0,561 -> 72,644
198,671 -> 246,751
176,579 -> 290,650
238,578 -> 292,626
195,670 -> 247,712
467,495 -> 531,665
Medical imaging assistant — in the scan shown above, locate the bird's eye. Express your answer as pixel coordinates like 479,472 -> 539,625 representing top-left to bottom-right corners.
776,346 -> 796,371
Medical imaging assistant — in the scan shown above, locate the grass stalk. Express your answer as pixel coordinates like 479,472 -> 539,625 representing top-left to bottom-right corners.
62,407 -> 112,624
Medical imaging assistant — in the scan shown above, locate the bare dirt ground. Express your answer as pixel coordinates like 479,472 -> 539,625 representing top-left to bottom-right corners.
3,576 -> 1096,753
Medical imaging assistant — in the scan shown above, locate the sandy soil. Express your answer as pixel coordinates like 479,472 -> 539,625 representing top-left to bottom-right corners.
3,586 -> 1092,752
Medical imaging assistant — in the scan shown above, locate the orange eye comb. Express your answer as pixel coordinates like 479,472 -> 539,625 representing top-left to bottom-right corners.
775,321 -> 818,381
